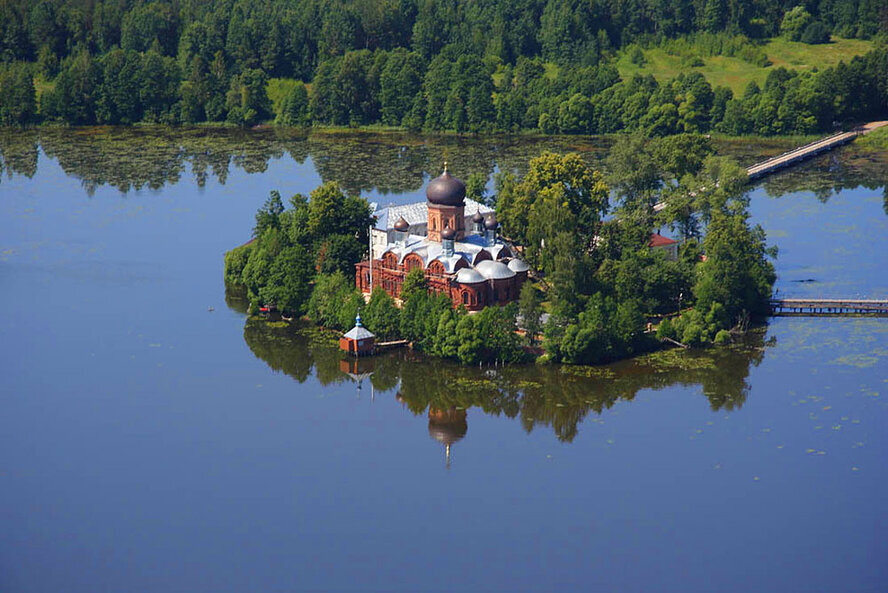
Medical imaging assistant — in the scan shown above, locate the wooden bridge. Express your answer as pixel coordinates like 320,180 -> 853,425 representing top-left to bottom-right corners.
747,121 -> 888,180
652,121 -> 888,214
770,298 -> 888,317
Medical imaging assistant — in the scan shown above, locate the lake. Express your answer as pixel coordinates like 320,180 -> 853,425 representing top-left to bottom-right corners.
1,128 -> 886,592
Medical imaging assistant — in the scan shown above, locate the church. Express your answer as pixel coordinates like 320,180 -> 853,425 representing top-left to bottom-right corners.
355,164 -> 529,311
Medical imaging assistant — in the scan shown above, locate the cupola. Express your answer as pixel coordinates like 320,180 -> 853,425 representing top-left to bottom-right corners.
472,209 -> 484,233
426,161 -> 466,207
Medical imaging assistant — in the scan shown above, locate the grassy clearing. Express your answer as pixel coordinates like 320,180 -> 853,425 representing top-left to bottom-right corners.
857,125 -> 888,150
616,37 -> 874,94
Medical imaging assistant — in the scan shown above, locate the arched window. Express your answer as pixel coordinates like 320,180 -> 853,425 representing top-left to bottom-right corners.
463,292 -> 469,305
404,255 -> 423,272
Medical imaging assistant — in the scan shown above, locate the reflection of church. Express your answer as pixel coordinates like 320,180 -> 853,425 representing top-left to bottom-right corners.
428,407 -> 467,469
355,164 -> 529,311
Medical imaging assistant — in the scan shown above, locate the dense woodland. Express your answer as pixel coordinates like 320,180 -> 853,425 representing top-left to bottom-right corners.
1,0 -> 886,133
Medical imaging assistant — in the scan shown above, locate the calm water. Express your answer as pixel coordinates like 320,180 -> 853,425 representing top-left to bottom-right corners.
1,129 -> 886,592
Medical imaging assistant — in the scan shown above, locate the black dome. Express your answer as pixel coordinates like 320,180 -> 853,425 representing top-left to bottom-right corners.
472,209 -> 484,223
394,216 -> 409,232
484,213 -> 498,230
426,169 -> 466,207
441,225 -> 456,240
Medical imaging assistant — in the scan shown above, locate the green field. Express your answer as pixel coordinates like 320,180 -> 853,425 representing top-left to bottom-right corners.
615,37 -> 874,94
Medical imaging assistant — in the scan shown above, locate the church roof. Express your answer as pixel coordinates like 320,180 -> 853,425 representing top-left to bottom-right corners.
373,199 -> 492,231
455,268 -> 486,284
385,232 -> 508,272
475,260 -> 516,280
507,258 -> 531,273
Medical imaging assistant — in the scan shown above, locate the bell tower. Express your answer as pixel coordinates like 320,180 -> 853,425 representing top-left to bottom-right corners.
426,162 -> 466,242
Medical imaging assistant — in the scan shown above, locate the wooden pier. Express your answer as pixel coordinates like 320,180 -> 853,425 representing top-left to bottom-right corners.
770,298 -> 888,317
375,339 -> 410,351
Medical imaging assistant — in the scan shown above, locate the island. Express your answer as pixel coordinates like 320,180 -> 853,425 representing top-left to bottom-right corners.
225,134 -> 778,366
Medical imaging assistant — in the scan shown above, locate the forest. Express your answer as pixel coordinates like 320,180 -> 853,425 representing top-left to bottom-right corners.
1,0 -> 886,133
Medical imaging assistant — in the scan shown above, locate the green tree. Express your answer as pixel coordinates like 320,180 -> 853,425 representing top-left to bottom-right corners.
363,288 -> 400,339
400,267 -> 428,302
226,68 -> 272,126
518,282 -> 543,345
276,81 -> 309,126
606,134 -> 662,210
695,210 -> 776,322
780,6 -> 813,42
379,49 -> 424,126
465,171 -> 489,205
308,272 -> 356,329
0,62 -> 37,125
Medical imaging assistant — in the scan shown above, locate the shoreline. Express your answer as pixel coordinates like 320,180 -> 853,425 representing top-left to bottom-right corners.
0,122 -> 836,146
236,290 -> 767,370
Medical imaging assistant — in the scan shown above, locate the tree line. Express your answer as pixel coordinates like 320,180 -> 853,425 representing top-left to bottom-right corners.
0,0 -> 885,130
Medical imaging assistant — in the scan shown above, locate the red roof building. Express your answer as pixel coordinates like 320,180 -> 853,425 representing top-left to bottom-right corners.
648,233 -> 680,260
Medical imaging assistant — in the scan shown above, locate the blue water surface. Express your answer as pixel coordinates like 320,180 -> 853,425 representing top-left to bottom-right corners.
1,140 -> 886,593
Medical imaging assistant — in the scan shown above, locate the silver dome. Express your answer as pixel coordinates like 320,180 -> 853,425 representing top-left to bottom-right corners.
507,258 -> 531,273
474,260 -> 516,280
454,267 -> 486,284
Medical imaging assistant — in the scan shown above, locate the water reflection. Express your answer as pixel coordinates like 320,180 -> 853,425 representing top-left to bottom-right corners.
241,315 -> 773,451
3,127 -> 887,204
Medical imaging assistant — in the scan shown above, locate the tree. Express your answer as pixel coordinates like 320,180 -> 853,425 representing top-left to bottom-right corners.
0,62 -> 37,125
41,51 -> 101,124
254,191 -> 284,237
518,282 -> 543,345
363,288 -> 400,339
800,21 -> 830,45
226,68 -> 272,126
606,134 -> 662,210
259,245 -> 314,314
308,272 -> 356,329
465,172 -> 489,205
120,2 -> 178,55
276,81 -> 309,126
400,267 -> 428,302
695,210 -> 776,322
379,49 -> 424,126
780,6 -> 813,42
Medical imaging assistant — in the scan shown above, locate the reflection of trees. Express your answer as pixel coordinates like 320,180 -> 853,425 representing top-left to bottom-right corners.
242,318 -> 349,387
0,130 -> 39,180
3,128 -> 883,208
238,303 -> 771,443
0,127 -> 612,197
758,148 -> 888,205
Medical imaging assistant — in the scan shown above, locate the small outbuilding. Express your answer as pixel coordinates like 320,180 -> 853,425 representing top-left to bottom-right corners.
648,233 -> 680,260
340,313 -> 375,356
